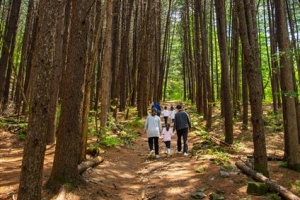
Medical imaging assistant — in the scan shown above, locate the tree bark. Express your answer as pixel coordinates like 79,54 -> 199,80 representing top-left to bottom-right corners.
46,0 -> 88,191
236,162 -> 300,200
235,0 -> 269,176
215,0 -> 234,144
100,0 -> 113,127
0,0 -> 22,111
17,0 -> 57,199
78,156 -> 104,174
46,0 -> 65,144
274,0 -> 300,171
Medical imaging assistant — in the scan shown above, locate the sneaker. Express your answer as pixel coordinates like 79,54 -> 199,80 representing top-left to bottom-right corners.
155,155 -> 160,159
183,152 -> 188,156
167,149 -> 171,155
177,151 -> 182,154
149,150 -> 155,156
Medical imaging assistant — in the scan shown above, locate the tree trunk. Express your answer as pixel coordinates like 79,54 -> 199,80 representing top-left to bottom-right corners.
274,0 -> 300,171
100,0 -> 113,127
0,0 -> 22,112
236,0 -> 269,176
46,0 -> 65,144
46,0 -> 88,191
110,0 -> 121,118
17,0 -> 57,199
119,0 -> 134,111
14,0 -> 37,115
215,0 -> 233,144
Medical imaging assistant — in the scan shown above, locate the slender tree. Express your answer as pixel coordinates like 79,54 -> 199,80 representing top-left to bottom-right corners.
274,0 -> 300,171
100,0 -> 113,127
214,0 -> 234,144
236,0 -> 269,176
119,0 -> 134,111
0,0 -> 22,111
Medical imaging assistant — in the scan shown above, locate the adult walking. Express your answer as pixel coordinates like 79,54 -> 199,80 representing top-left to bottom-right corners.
144,108 -> 162,158
151,101 -> 161,116
173,104 -> 191,156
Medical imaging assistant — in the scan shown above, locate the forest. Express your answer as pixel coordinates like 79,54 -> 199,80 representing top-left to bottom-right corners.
0,0 -> 300,199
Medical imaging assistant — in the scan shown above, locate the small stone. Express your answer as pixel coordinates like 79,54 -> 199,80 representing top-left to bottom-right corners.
191,192 -> 207,199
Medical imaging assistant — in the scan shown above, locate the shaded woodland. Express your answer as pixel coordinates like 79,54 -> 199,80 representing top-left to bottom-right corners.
0,0 -> 300,199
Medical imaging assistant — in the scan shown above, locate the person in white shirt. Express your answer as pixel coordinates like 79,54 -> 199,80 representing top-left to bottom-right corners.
170,105 -> 176,124
162,106 -> 169,125
144,108 -> 162,158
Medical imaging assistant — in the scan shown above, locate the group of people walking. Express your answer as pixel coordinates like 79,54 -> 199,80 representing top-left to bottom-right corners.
144,102 -> 191,159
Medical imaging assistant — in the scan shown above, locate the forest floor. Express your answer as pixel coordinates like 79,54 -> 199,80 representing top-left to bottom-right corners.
0,103 -> 300,200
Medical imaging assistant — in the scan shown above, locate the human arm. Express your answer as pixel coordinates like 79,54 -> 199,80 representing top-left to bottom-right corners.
144,117 -> 148,133
186,113 -> 191,130
158,117 -> 162,133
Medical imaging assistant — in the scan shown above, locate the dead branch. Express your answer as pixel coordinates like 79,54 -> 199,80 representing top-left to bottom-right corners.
236,162 -> 300,200
78,156 -> 104,174
247,155 -> 284,161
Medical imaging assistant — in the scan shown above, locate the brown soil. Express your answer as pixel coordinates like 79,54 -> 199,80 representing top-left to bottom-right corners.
0,113 -> 299,200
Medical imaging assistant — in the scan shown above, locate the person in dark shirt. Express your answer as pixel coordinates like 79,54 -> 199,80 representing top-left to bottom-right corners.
173,104 -> 191,156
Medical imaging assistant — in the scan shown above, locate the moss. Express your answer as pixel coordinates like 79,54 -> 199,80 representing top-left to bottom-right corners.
247,182 -> 268,196
254,165 -> 269,177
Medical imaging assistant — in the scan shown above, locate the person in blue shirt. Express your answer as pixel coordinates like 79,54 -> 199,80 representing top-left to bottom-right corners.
152,101 -> 161,116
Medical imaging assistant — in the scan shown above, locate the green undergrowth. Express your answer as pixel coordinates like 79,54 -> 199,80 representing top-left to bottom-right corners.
192,130 -> 233,169
0,118 -> 27,140
88,108 -> 142,149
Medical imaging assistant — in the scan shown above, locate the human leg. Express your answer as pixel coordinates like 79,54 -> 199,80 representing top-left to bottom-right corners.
154,137 -> 159,155
182,128 -> 188,153
176,131 -> 183,152
165,141 -> 171,149
148,137 -> 154,151
165,141 -> 171,155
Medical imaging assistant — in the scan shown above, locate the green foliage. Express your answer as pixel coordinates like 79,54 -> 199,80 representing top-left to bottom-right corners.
232,141 -> 245,152
88,108 -> 142,149
125,116 -> 143,128
279,161 -> 288,168
101,137 -> 121,147
19,133 -> 26,140
267,193 -> 281,200
264,111 -> 283,133
119,130 -> 139,148
19,123 -> 27,131
287,180 -> 300,195
195,166 -> 206,173
222,164 -> 233,170
211,149 -> 231,166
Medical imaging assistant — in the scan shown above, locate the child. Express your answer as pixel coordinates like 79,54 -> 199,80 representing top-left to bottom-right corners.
162,106 -> 169,125
170,105 -> 176,124
161,123 -> 173,156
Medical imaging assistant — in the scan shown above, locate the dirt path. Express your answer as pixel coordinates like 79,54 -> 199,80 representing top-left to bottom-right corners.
82,134 -> 207,200
70,130 -> 261,200
1,114 -> 299,199
0,127 -> 272,200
